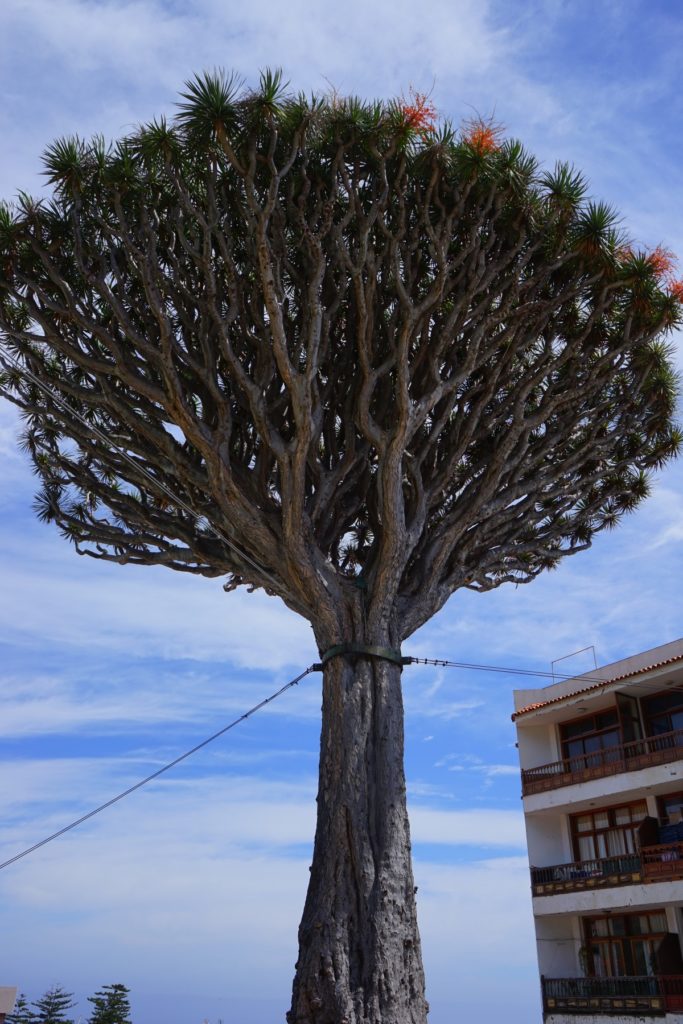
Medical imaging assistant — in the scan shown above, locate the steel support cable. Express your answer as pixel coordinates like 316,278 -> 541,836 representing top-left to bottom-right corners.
0,652 -> 623,873
405,656 -> 614,687
0,350 -> 282,594
0,664 -> 317,872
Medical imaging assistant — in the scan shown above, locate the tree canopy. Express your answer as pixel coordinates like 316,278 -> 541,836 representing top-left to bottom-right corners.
87,983 -> 132,1024
5,993 -> 35,1024
5,984 -> 132,1024
0,71 -> 679,645
28,987 -> 75,1024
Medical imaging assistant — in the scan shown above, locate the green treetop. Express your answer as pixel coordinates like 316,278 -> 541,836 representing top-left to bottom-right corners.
87,984 -> 132,1024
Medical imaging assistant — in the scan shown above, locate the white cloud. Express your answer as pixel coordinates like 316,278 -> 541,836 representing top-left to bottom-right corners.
0,535 -> 314,671
0,766 -> 535,1019
1,0 -> 199,84
407,780 -> 455,800
410,806 -> 525,848
409,697 -> 486,721
475,763 -> 519,778
0,0 -> 514,199
643,485 -> 683,549
1,0 -> 508,91
0,661 -> 323,738
415,855 -> 539,1020
0,765 -> 532,1024
417,855 -> 534,953
0,803 -> 536,1022
1,766 -> 524,857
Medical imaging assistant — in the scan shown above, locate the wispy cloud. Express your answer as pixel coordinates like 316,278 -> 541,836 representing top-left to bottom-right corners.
0,0 -> 513,200
0,765 -> 533,1016
0,659 -> 323,738
642,485 -> 683,549
0,539 -> 314,671
432,753 -> 519,792
410,806 -> 525,848
1,767 -> 524,856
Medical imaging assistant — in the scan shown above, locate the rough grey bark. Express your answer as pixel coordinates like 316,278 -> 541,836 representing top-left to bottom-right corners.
290,647 -> 426,1024
0,72 -> 680,1024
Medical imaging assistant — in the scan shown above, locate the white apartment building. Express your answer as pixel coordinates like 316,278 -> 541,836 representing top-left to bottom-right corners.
514,638 -> 683,1023
0,989 -> 16,1024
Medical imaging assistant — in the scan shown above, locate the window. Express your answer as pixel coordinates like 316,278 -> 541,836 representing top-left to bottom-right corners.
658,791 -> 683,826
560,710 -> 621,768
571,801 -> 647,861
642,689 -> 683,737
585,911 -> 668,978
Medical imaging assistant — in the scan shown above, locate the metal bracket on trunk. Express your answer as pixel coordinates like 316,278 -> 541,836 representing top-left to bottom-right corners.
314,643 -> 410,671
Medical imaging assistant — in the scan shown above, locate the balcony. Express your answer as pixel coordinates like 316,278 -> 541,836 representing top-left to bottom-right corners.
542,975 -> 683,1016
531,853 -> 642,896
642,841 -> 683,882
522,726 -> 683,796
532,842 -> 683,896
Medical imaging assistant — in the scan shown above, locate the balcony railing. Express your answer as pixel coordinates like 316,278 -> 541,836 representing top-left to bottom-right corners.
542,975 -> 683,1015
532,841 -> 683,896
531,852 -> 641,896
522,726 -> 683,796
641,841 -> 683,882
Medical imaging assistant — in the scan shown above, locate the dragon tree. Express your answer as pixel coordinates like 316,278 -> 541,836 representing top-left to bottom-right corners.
0,71 -> 680,1024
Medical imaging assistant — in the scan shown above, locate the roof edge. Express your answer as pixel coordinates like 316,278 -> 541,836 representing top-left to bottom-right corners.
512,647 -> 683,721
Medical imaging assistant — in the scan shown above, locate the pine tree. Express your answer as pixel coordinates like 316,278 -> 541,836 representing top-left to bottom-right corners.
87,984 -> 132,1024
31,987 -> 74,1024
5,993 -> 35,1024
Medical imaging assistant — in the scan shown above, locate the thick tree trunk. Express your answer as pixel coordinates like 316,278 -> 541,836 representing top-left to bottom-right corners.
288,631 -> 428,1024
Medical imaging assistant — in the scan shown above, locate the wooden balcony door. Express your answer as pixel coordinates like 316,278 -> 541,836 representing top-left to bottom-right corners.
584,911 -> 681,979
571,801 -> 648,862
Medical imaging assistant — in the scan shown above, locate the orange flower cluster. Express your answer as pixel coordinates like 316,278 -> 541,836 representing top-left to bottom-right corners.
645,244 -> 677,279
462,117 -> 502,155
645,246 -> 683,304
618,243 -> 683,303
401,89 -> 437,139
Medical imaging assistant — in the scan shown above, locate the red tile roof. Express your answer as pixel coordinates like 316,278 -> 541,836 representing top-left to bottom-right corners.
512,652 -> 683,721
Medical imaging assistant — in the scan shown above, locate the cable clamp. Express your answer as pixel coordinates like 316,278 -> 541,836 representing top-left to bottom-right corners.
316,643 -> 410,669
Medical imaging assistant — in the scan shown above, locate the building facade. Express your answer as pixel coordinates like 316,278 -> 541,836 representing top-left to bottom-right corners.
514,638 -> 683,1023
0,989 -> 17,1024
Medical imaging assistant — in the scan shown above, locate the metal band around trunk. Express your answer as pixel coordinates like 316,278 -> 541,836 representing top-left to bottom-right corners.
318,643 -> 407,668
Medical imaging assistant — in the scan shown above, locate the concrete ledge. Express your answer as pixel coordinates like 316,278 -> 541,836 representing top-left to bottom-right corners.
533,879 -> 683,916
524,761 -> 683,815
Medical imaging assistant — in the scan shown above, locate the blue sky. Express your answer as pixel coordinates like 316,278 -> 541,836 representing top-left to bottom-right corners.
1,1 -> 682,1022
